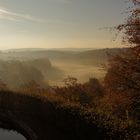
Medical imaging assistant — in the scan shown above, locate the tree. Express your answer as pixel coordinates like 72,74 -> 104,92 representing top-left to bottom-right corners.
104,0 -> 140,119
63,76 -> 78,87
85,78 -> 104,97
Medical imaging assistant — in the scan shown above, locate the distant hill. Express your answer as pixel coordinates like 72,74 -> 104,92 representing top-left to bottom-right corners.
0,58 -> 64,89
73,48 -> 126,66
0,48 -> 127,66
3,47 -> 96,52
0,48 -> 128,86
30,48 -> 126,66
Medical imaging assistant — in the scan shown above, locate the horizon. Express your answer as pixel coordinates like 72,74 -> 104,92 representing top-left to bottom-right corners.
0,0 -> 139,139
0,47 -> 125,52
0,0 -> 131,50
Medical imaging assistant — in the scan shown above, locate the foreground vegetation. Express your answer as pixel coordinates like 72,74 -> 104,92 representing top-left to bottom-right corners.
0,89 -> 111,140
0,0 -> 139,140
0,75 -> 139,139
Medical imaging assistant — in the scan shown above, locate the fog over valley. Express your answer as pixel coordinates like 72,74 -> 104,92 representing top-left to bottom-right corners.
0,48 -> 124,89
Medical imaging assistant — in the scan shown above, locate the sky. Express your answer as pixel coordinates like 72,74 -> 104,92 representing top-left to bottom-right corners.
0,0 -> 131,50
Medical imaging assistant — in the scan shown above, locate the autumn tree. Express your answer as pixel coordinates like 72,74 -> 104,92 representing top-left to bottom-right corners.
104,0 -> 140,119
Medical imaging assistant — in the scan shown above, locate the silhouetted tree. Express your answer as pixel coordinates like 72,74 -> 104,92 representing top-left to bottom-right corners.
85,78 -> 104,96
104,0 -> 140,119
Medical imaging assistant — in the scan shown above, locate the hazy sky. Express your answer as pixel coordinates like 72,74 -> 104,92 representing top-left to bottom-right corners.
0,0 -> 131,50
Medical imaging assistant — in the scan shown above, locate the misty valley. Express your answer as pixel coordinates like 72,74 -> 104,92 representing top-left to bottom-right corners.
1,47 -> 138,140
0,48 -> 113,90
0,0 -> 139,139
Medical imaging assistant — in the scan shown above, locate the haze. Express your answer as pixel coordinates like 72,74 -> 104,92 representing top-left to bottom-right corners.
0,0 -> 131,50
0,48 -> 123,88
